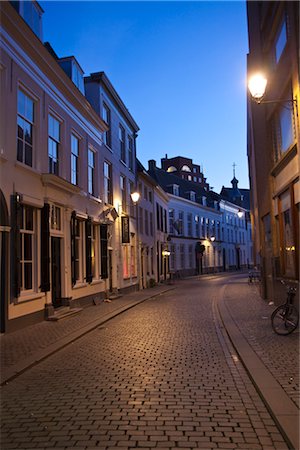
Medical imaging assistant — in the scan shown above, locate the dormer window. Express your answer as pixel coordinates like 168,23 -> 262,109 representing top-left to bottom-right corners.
58,57 -> 85,94
181,165 -> 191,172
173,185 -> 179,196
202,196 -> 207,206
167,166 -> 177,173
71,60 -> 84,94
190,191 -> 196,202
20,0 -> 43,40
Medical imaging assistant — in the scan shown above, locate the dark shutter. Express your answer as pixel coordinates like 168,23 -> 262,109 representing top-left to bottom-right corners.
85,217 -> 93,283
40,203 -> 50,292
70,211 -> 76,287
11,193 -> 21,298
100,224 -> 108,279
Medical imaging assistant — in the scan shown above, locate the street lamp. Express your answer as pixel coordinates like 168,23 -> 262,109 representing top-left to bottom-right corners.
130,190 -> 141,288
237,210 -> 243,219
248,73 -> 297,108
210,236 -> 216,242
131,191 -> 140,204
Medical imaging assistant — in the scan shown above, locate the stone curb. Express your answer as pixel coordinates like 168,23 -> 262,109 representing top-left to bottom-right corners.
1,286 -> 175,386
217,289 -> 299,450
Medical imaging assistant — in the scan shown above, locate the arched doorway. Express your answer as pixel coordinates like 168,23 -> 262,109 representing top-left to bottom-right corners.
0,190 -> 10,333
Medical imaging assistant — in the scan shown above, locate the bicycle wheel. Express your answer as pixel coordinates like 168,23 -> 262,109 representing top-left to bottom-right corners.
271,305 -> 299,335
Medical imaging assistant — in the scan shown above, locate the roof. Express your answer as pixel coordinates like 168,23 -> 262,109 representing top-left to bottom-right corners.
147,162 -> 220,210
85,71 -> 139,132
220,186 -> 251,210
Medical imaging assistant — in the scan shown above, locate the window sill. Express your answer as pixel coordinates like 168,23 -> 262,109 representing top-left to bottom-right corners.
72,282 -> 88,290
15,161 -> 41,177
90,279 -> 104,286
88,194 -> 102,205
16,292 -> 45,304
271,143 -> 297,177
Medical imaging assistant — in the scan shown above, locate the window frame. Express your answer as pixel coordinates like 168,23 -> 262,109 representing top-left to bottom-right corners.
17,89 -> 35,167
48,113 -> 61,175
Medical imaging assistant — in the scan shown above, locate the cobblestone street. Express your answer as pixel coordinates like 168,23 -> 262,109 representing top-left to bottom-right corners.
1,275 -> 297,449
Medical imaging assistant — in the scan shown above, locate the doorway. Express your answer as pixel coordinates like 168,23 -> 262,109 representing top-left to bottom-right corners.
51,237 -> 62,308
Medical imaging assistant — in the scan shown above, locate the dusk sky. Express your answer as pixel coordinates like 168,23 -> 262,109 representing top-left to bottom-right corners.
41,1 -> 249,193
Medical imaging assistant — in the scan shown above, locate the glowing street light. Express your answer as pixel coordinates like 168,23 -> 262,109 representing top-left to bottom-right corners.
237,210 -> 244,219
131,191 -> 140,204
248,73 -> 267,103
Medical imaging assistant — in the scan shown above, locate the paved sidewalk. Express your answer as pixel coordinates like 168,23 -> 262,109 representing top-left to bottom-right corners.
0,284 -> 175,385
217,275 -> 299,450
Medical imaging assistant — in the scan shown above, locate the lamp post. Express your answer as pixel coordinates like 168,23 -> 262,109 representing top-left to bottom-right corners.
130,191 -> 141,288
210,236 -> 216,273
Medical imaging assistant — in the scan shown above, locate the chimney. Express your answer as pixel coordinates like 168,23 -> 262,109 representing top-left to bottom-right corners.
148,160 -> 156,172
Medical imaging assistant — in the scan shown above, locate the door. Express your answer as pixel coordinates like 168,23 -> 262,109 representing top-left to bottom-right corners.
223,248 -> 226,271
51,237 -> 62,308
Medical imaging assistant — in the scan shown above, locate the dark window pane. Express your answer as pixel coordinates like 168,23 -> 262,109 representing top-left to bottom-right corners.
17,90 -> 25,116
17,116 -> 24,138
25,207 -> 33,230
24,234 -> 32,260
24,122 -> 32,144
24,263 -> 32,289
17,139 -> 23,162
25,144 -> 32,166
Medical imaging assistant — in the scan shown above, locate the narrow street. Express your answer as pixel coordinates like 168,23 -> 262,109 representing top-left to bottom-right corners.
1,274 -> 297,449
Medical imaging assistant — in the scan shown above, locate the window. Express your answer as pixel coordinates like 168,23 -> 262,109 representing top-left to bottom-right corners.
104,161 -> 113,204
144,186 -> 148,200
272,97 -> 295,161
102,103 -> 111,147
120,175 -> 126,212
170,244 -> 176,271
71,60 -> 84,94
275,18 -> 287,63
188,244 -> 193,268
178,211 -> 184,235
190,191 -> 196,202
149,191 -> 153,203
48,115 -> 60,175
139,207 -> 144,234
88,149 -> 95,195
73,217 -> 83,284
195,215 -> 200,237
128,135 -> 133,170
181,165 -> 191,172
71,134 -> 79,185
131,245 -> 137,277
187,213 -> 192,236
119,124 -> 126,163
17,89 -> 34,167
91,224 -> 96,279
20,205 -> 35,291
149,212 -> 153,236
23,0 -> 42,38
173,185 -> 179,196
145,210 -> 149,235
279,190 -> 296,278
169,209 -> 174,234
180,244 -> 185,268
50,205 -> 61,231
167,166 -> 177,173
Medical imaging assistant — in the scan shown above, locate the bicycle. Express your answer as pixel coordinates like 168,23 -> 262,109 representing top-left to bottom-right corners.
271,280 -> 299,335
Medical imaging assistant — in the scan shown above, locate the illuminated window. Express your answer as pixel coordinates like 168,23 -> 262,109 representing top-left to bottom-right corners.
181,165 -> 191,172
167,166 -> 177,173
20,205 -> 36,291
104,161 -> 113,204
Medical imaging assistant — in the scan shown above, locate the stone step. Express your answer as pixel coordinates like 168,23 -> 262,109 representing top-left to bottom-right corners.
47,307 -> 83,321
